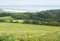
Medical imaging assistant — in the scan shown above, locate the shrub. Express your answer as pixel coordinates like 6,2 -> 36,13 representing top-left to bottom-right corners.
32,20 -> 39,24
10,20 -> 13,23
23,20 -> 30,23
48,21 -> 58,26
13,21 -> 18,23
23,19 -> 40,24
0,19 -> 5,22
23,20 -> 60,26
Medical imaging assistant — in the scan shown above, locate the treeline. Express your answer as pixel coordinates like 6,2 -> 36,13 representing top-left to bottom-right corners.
0,9 -> 60,26
0,12 -> 31,19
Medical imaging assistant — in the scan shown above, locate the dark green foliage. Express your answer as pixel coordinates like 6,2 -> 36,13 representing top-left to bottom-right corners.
23,9 -> 60,26
0,12 -> 10,17
10,20 -> 13,23
23,19 -> 40,24
10,12 -> 30,19
23,19 -> 32,24
0,19 -> 5,22
0,9 -> 60,26
13,21 -> 19,23
9,20 -> 19,23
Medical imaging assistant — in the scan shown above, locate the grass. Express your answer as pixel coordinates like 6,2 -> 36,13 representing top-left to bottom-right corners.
0,23 -> 60,41
0,23 -> 60,33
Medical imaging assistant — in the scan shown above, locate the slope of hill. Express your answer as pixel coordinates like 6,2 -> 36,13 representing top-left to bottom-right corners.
0,9 -> 60,26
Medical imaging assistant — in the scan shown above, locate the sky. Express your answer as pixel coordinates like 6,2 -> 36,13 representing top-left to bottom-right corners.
0,0 -> 60,10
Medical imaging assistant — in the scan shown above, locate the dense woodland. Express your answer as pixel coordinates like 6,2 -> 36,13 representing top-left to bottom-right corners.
0,9 -> 60,26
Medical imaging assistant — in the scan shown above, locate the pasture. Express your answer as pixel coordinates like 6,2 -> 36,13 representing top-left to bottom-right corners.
0,23 -> 60,33
0,23 -> 60,41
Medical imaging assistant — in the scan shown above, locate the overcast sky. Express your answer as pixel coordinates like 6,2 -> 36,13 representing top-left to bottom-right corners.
0,0 -> 60,10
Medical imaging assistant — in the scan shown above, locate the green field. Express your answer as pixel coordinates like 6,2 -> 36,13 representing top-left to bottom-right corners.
0,9 -> 60,41
0,23 -> 60,41
0,23 -> 60,33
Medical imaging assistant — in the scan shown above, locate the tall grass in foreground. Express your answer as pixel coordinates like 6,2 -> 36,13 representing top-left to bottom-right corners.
0,31 -> 60,41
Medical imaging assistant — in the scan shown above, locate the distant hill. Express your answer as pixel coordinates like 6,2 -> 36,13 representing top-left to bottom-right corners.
0,9 -> 60,20
0,9 -> 60,25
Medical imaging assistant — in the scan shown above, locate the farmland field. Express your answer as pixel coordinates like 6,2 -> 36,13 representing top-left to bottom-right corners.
0,5 -> 60,41
0,23 -> 60,41
0,23 -> 60,33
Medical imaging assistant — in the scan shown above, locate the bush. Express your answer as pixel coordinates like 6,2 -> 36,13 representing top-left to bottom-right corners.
48,21 -> 58,26
10,20 -> 13,23
23,19 -> 40,24
23,20 -> 30,23
23,20 -> 60,26
32,20 -> 39,24
9,20 -> 19,23
0,19 -> 5,22
13,21 -> 19,23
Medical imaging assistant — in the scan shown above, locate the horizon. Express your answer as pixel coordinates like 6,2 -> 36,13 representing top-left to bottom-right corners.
0,5 -> 60,11
0,0 -> 60,10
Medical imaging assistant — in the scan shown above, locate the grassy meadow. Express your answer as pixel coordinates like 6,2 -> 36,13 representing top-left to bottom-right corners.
0,11 -> 60,41
0,22 -> 60,41
0,23 -> 60,33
